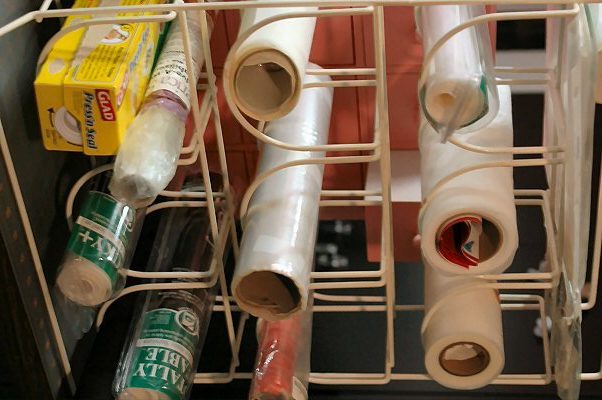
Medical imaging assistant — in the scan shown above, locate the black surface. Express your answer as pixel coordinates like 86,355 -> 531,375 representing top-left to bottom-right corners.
0,235 -> 53,400
497,20 -> 546,50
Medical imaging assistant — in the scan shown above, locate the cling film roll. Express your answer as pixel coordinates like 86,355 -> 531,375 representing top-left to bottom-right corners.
114,173 -> 223,400
56,191 -> 138,307
118,292 -> 213,400
415,5 -> 499,140
250,300 -> 313,400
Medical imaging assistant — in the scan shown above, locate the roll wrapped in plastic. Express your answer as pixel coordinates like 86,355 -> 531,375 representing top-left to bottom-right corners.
56,191 -> 139,306
422,263 -> 504,390
232,68 -> 332,320
113,173 -> 223,400
419,86 -> 517,276
416,5 -> 495,135
250,301 -> 313,400
227,1 -> 317,121
110,9 -> 213,206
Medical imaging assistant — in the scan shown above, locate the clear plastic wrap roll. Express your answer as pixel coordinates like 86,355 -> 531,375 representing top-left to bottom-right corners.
544,6 -> 596,290
416,5 -> 498,139
228,2 -> 317,121
110,10 -> 212,206
250,301 -> 313,400
55,191 -> 141,307
114,174 -> 223,400
232,69 -> 333,321
419,86 -> 517,276
422,263 -> 504,390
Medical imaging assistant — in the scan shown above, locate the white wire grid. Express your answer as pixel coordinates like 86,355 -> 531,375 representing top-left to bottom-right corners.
0,0 -> 601,395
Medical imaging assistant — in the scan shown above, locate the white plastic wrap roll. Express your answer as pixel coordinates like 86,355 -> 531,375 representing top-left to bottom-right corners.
110,105 -> 185,206
55,191 -> 137,307
228,2 -> 317,121
423,263 -> 504,390
417,5 -> 490,130
110,11 -> 210,206
232,70 -> 332,321
419,86 -> 517,275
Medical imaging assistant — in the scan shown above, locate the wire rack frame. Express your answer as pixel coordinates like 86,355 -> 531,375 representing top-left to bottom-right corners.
0,0 -> 600,395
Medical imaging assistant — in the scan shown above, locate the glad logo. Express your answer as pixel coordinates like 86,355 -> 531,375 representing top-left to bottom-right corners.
95,90 -> 115,121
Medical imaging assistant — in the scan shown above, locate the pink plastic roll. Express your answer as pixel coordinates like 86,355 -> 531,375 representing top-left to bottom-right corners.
250,304 -> 313,400
251,315 -> 301,400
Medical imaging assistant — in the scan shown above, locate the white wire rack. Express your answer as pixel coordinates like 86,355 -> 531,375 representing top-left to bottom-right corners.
0,0 -> 601,396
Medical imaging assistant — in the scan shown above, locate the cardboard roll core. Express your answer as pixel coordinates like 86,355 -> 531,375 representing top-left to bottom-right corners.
236,271 -> 301,319
439,341 -> 491,377
423,77 -> 487,129
234,50 -> 298,121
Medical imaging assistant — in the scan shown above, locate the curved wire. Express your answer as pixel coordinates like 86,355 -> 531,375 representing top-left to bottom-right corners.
65,163 -> 113,229
419,158 -> 564,224
418,5 -> 580,89
36,12 -> 176,74
239,153 -> 379,220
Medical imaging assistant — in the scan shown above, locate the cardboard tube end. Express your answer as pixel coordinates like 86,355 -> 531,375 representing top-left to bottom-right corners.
425,80 -> 486,127
439,341 -> 491,377
235,271 -> 301,320
233,50 -> 299,121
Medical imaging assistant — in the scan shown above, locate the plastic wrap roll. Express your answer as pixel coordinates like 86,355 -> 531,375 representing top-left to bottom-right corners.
110,104 -> 186,206
228,2 -> 317,121
55,191 -> 139,306
419,86 -> 517,275
114,174 -> 223,400
417,5 -> 493,134
232,69 -> 332,320
250,302 -> 313,400
110,10 -> 212,206
252,316 -> 300,400
422,263 -> 504,390
544,7 -> 595,290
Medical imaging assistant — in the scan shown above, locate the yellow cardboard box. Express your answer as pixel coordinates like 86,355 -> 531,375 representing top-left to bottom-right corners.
35,0 -> 163,155
34,0 -> 99,152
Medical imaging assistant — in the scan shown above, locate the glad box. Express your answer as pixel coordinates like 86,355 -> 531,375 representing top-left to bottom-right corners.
35,0 -> 163,155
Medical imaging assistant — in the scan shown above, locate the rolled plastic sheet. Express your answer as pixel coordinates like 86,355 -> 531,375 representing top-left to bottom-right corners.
114,174 -> 223,400
250,302 -> 313,400
416,5 -> 497,138
55,191 -> 140,307
543,6 -> 595,290
110,104 -> 187,206
228,2 -> 317,121
422,263 -> 504,390
419,85 -> 517,276
110,9 -> 212,206
232,69 -> 333,321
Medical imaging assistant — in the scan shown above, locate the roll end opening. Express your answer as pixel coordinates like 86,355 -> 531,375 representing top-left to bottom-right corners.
439,341 -> 491,377
233,50 -> 298,120
236,271 -> 301,319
